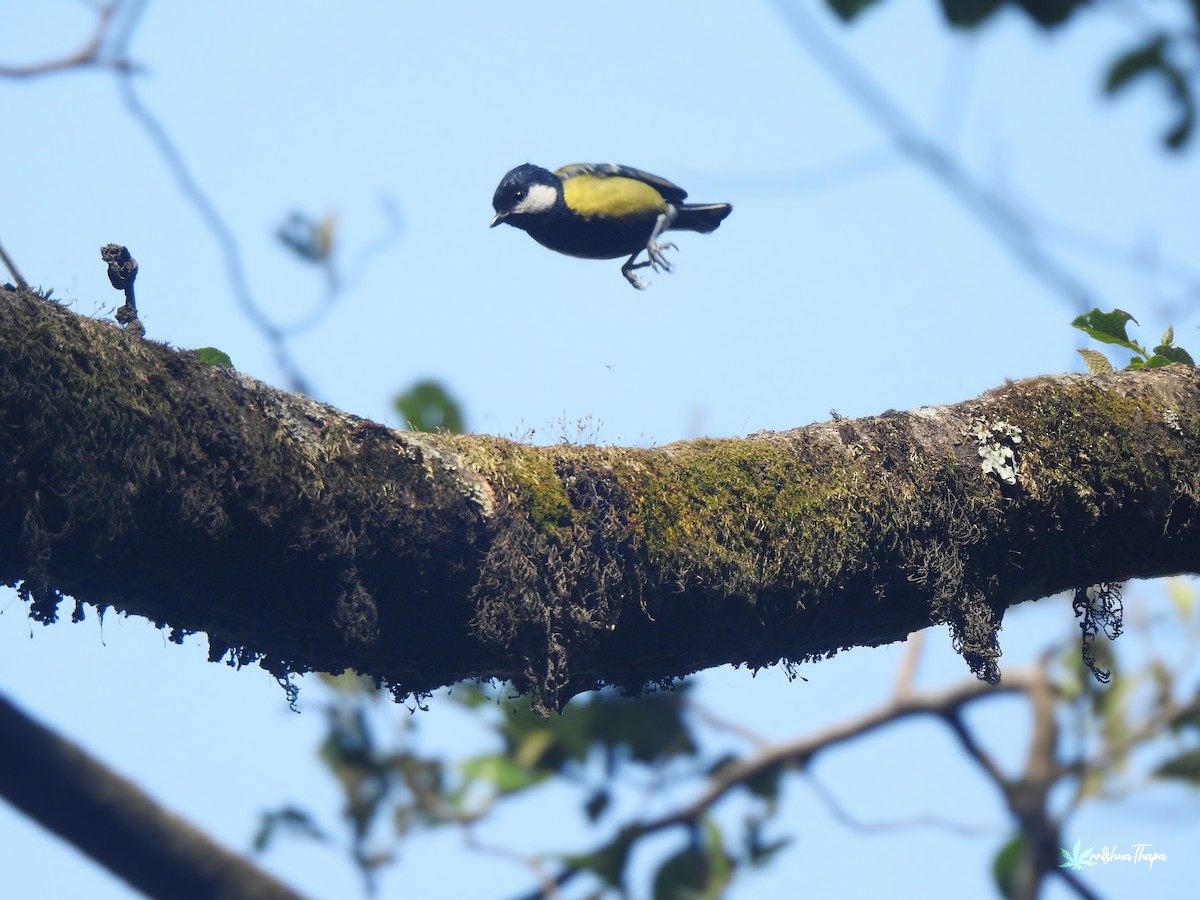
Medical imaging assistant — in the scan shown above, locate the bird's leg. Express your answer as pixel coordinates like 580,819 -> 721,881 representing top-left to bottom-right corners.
621,213 -> 679,289
645,212 -> 677,273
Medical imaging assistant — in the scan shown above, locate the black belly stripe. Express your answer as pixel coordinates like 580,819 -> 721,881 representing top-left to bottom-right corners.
527,208 -> 661,260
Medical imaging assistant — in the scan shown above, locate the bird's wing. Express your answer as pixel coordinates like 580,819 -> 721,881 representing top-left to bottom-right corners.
554,163 -> 689,203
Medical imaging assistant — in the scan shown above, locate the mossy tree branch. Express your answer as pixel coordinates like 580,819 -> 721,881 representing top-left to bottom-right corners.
3,285 -> 1199,710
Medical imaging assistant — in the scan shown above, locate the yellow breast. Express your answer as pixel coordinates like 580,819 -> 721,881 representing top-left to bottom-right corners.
561,174 -> 667,220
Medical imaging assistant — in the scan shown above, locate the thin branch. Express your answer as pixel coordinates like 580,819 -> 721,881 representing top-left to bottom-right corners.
684,697 -> 770,749
652,673 -> 1036,832
767,0 -> 1101,314
0,238 -> 29,289
1052,865 -> 1107,900
524,673 -> 1037,897
1029,211 -> 1200,300
893,630 -> 925,699
0,2 -> 138,79
943,708 -> 1011,787
1064,690 -> 1200,780
803,772 -> 994,836
462,829 -> 562,900
0,691 -> 309,900
106,0 -> 312,393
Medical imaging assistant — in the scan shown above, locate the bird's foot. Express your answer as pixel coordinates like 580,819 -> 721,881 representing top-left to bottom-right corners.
646,240 -> 677,273
621,258 -> 650,290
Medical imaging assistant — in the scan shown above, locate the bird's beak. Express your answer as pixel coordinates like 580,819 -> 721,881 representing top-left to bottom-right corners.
489,212 -> 506,228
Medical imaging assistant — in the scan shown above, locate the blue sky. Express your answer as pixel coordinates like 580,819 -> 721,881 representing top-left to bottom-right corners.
1,1 -> 1198,897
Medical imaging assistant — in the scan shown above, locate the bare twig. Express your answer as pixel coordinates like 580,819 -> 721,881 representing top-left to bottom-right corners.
104,0 -> 313,392
684,697 -> 770,749
0,238 -> 29,289
803,772 -> 994,836
767,0 -> 1101,314
462,830 -> 562,900
893,631 -> 925,699
100,243 -> 142,335
0,2 -> 139,79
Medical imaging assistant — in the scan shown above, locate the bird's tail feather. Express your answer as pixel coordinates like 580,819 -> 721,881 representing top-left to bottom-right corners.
671,203 -> 732,233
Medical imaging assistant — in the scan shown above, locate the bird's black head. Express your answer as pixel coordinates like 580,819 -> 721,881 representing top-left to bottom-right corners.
490,163 -> 562,228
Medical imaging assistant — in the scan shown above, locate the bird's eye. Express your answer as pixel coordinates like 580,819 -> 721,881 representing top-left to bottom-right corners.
514,190 -> 525,200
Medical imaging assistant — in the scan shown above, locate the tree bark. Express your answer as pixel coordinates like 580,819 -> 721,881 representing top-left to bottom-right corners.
3,285 -> 1199,709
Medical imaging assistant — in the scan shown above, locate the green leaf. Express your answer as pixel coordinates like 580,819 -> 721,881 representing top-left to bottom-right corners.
584,788 -> 611,822
651,822 -> 731,900
699,818 -> 733,894
1105,36 -> 1168,95
992,832 -> 1024,899
1076,348 -> 1114,375
744,815 -> 791,867
1166,578 -> 1196,620
567,832 -> 634,889
745,762 -> 785,802
394,379 -> 465,433
460,753 -> 545,794
254,807 -> 329,852
194,346 -> 234,368
824,0 -> 884,22
938,0 -> 1005,28
1104,35 -> 1196,149
706,753 -> 739,778
1071,308 -> 1140,349
1014,0 -> 1085,27
1154,749 -> 1200,784
653,845 -> 709,900
1151,344 -> 1196,367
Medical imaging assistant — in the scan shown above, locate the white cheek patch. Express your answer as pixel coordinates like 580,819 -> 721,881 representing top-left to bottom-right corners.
512,182 -> 558,215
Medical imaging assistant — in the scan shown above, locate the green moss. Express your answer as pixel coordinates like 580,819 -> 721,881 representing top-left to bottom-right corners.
1014,379 -> 1156,502
612,434 -> 897,599
447,436 -> 574,535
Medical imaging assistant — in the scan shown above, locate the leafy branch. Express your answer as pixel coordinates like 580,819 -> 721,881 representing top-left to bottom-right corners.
260,603 -> 1200,899
1072,308 -> 1196,374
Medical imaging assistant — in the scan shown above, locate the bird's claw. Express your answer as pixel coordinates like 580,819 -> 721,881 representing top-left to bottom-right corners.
621,235 -> 679,289
621,260 -> 649,290
647,241 -> 677,273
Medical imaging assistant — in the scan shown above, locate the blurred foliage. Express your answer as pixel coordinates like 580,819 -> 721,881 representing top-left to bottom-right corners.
827,0 -> 1200,149
825,0 -> 1089,30
394,380 -> 466,434
258,681 -> 790,897
1072,308 -> 1196,373
277,211 -> 338,267
1106,31 -> 1197,149
259,582 -> 1200,897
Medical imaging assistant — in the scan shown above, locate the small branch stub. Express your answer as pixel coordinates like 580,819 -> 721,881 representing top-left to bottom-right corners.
101,243 -> 141,336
